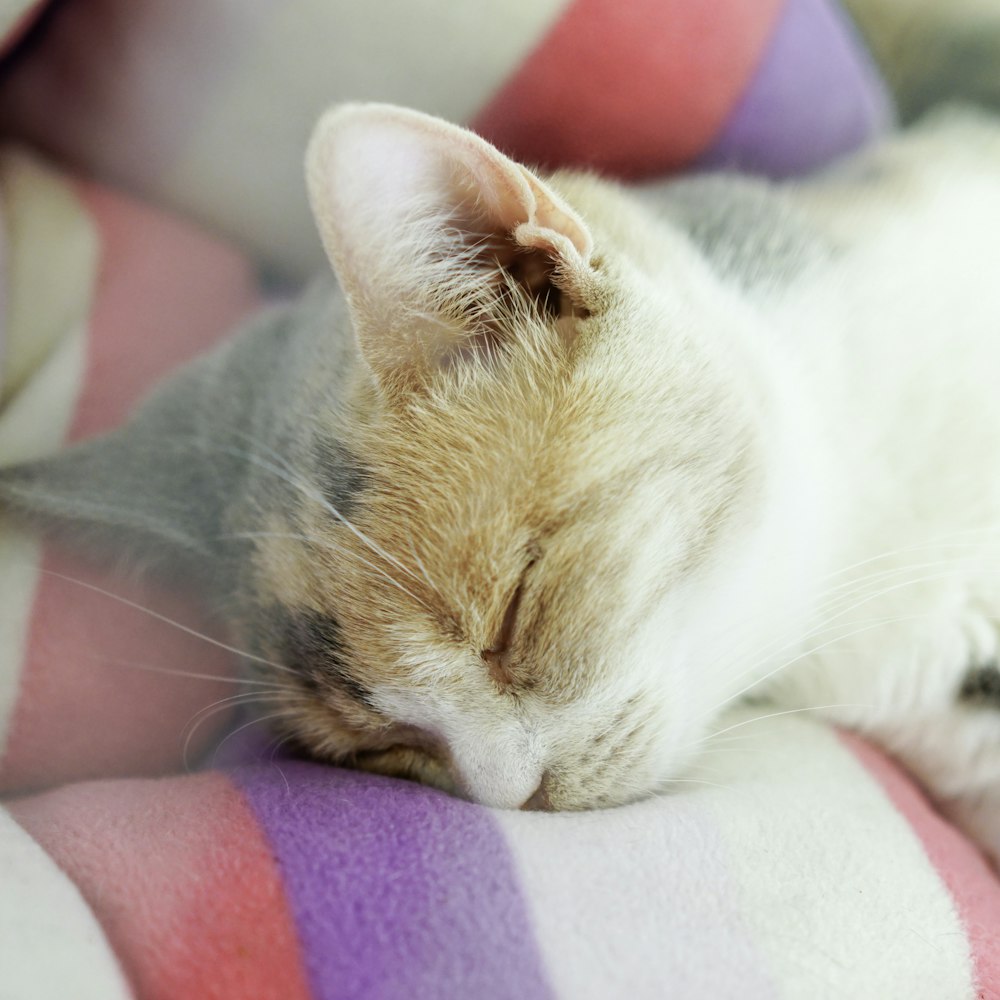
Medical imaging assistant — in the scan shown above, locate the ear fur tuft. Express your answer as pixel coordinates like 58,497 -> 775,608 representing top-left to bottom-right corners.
305,103 -> 598,387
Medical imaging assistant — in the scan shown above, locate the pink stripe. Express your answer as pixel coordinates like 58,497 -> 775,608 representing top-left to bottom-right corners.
472,0 -> 785,176
1,179 -> 265,792
70,179 -> 264,440
841,733 -> 1000,996
10,772 -> 311,1000
0,549 -> 238,794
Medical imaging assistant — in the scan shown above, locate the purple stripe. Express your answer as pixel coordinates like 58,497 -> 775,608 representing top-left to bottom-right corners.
697,0 -> 894,177
233,761 -> 554,1000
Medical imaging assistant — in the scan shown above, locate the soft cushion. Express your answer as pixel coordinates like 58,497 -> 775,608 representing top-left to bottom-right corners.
3,2 -> 997,998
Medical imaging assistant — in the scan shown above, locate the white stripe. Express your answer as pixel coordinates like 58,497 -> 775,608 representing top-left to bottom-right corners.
0,319 -> 85,463
0,3 -> 38,42
695,712 -> 975,1000
0,149 -> 97,403
0,324 -> 86,752
0,806 -> 131,1000
494,767 -> 777,997
160,0 -> 572,279
494,711 -> 975,999
0,530 -> 42,755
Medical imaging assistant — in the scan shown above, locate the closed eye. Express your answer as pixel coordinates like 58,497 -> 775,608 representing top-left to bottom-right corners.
481,562 -> 534,686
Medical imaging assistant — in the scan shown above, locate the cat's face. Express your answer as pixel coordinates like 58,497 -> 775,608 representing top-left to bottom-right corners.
0,105 -> 788,809
241,105 -> 775,809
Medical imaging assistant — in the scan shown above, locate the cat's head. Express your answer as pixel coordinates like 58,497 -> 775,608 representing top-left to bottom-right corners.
0,106 -> 807,809
242,105 -> 794,809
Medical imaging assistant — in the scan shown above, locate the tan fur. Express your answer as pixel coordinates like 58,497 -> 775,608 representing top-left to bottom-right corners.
227,108 -> 772,808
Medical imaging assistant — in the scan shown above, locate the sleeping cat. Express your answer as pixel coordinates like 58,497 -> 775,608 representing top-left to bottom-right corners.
4,10 -> 1000,860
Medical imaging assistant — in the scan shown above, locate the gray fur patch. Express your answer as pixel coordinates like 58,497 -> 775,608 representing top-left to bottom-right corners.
267,605 -> 378,711
312,437 -> 369,519
958,662 -> 1000,709
644,174 -> 832,290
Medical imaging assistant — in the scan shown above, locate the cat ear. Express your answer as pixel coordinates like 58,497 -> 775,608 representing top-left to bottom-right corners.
306,103 -> 597,387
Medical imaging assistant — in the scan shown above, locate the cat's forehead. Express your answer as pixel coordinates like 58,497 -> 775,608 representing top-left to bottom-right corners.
359,359 -> 634,541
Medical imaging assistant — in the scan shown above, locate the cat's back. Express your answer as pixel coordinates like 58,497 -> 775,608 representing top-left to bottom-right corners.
639,105 -> 1000,291
794,104 -> 1000,238
785,107 -> 1000,613
637,106 -> 1000,604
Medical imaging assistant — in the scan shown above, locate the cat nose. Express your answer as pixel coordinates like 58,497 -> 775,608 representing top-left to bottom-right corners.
450,733 -> 547,808
519,771 -> 552,811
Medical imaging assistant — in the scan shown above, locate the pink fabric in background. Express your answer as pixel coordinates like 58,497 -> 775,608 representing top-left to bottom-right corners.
69,179 -> 264,441
1,557 -> 238,793
842,733 -> 1000,997
473,0 -> 784,175
10,771 -> 312,1000
0,176 -> 264,794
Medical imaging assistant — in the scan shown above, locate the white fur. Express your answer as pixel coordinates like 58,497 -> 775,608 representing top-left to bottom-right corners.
707,110 -> 1000,860
308,107 -> 1000,840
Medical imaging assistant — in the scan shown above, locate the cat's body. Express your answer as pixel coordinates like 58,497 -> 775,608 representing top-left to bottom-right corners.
653,114 -> 1000,856
4,10 -> 1000,859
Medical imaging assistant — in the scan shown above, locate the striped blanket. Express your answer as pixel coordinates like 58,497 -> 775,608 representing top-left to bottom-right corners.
2,1 -> 999,998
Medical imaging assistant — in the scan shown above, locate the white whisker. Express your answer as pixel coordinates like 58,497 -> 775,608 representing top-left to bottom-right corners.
182,691 -> 283,770
86,653 -> 286,690
216,433 -> 431,595
697,614 -> 918,724
209,709 -> 302,768
266,734 -> 295,794
816,523 -> 1000,584
38,568 -> 299,678
405,527 -> 444,600
698,559 -> 1000,720
696,703 -> 871,748
226,530 -> 435,613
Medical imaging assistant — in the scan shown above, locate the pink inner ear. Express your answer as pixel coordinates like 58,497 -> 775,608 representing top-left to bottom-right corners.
306,104 -> 593,291
305,103 -> 597,381
512,167 -> 593,262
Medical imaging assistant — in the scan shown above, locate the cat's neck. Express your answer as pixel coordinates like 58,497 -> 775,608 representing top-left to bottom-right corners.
664,283 -> 852,719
